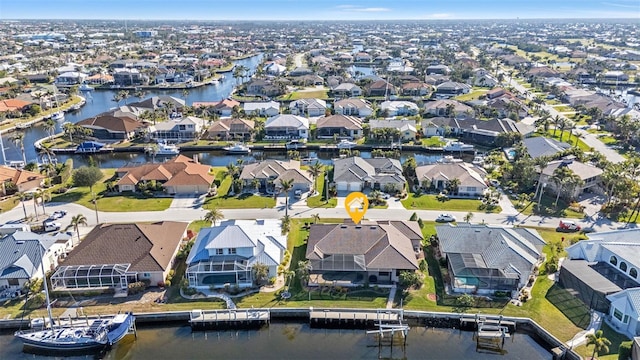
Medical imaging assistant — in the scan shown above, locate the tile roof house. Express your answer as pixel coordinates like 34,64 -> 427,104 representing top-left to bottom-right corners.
0,231 -> 72,289
148,116 -> 207,141
210,98 -> 240,117
51,222 -> 188,291
415,161 -> 488,198
239,159 -> 312,193
367,79 -> 396,97
333,98 -> 373,117
115,155 -> 213,195
368,119 -> 418,141
316,114 -> 363,139
0,165 -> 45,195
333,157 -> 405,193
264,114 -> 309,140
561,228 -> 640,313
205,118 -> 255,141
77,112 -> 146,140
539,158 -> 603,198
0,98 -> 32,112
436,224 -> 545,294
305,220 -> 421,287
424,99 -> 475,118
289,98 -> 327,117
185,219 -> 287,289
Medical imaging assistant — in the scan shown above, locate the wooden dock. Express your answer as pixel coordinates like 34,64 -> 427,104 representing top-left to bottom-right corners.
309,309 -> 402,329
189,309 -> 270,330
460,315 -> 516,331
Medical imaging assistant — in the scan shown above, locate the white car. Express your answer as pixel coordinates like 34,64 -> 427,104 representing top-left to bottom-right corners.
43,221 -> 61,232
294,189 -> 303,199
436,214 -> 456,223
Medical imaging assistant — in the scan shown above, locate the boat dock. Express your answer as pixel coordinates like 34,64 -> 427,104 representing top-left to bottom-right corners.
309,309 -> 402,329
189,309 -> 270,330
459,314 -> 516,332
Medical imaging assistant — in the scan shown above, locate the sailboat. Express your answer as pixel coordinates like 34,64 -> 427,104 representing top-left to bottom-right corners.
14,245 -> 135,352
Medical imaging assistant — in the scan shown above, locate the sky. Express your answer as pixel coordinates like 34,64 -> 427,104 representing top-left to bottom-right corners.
0,0 -> 638,20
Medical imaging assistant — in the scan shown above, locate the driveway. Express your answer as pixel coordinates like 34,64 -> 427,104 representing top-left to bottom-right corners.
170,194 -> 205,209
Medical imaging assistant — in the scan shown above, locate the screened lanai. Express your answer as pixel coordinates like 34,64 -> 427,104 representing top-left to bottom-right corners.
51,264 -> 132,290
186,257 -> 252,288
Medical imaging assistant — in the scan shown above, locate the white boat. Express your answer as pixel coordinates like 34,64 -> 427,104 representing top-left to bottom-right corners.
443,140 -> 474,152
223,143 -> 251,154
472,156 -> 485,165
301,156 -> 319,165
50,111 -> 65,121
336,139 -> 357,149
154,141 -> 180,155
14,246 -> 136,352
79,83 -> 93,91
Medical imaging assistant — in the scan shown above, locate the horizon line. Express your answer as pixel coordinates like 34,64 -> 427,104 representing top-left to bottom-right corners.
2,17 -> 639,21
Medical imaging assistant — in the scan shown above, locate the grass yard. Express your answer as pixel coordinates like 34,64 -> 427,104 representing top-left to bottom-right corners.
515,196 -> 584,219
306,172 -> 337,208
0,196 -> 19,213
573,322 -> 631,360
422,136 -> 446,147
50,169 -> 172,212
453,89 -> 489,102
203,169 -> 276,209
538,130 -> 591,151
402,193 -> 501,213
278,89 -> 329,101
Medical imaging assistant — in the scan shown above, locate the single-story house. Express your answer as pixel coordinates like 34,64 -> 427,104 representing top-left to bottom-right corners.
368,119 -> 417,141
76,112 -> 146,140
422,117 -> 534,146
0,166 -> 45,195
332,83 -> 362,98
205,118 -> 255,141
435,81 -> 471,97
316,114 -> 363,139
0,231 -> 72,289
243,101 -> 280,117
436,224 -> 545,295
210,99 -> 240,117
116,155 -> 213,195
239,159 -> 312,193
51,222 -> 188,291
522,137 -> 571,159
185,219 -> 286,289
367,79 -> 396,97
305,220 -> 421,287
333,98 -> 373,117
0,98 -> 32,112
289,98 -> 327,117
415,161 -> 488,197
264,114 -> 309,140
379,100 -> 419,117
424,99 -> 475,118
333,157 -> 405,193
401,82 -> 431,96
539,158 -> 603,198
148,116 -> 207,141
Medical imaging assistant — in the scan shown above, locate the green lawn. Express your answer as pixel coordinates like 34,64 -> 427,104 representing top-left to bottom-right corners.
203,170 -> 276,209
0,196 -> 19,213
453,89 -> 489,102
402,193 -> 501,213
422,136 -> 446,147
574,322 -> 631,360
50,169 -> 172,212
278,90 -> 329,101
306,171 -> 337,208
515,196 -> 584,219
538,130 -> 591,151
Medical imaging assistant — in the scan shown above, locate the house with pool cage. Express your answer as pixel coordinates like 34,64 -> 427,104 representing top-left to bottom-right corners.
50,222 -> 188,293
185,219 -> 286,289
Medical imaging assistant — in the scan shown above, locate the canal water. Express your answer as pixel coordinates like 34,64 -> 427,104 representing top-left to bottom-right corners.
0,322 -> 552,359
0,54 -> 264,165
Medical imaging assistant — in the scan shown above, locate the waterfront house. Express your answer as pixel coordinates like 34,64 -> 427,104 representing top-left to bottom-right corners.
76,112 -> 146,140
332,157 -> 405,193
50,222 -> 188,291
538,158 -> 603,199
435,224 -> 545,295
0,98 -> 31,113
401,82 -> 431,97
305,220 -> 421,287
148,116 -> 207,141
205,118 -> 255,141
0,165 -> 45,195
560,229 -> 640,313
426,64 -> 451,75
435,81 -> 471,97
289,98 -> 327,117
379,101 -> 419,117
209,98 -> 240,117
264,114 -> 309,140
243,101 -> 280,117
54,71 -> 88,86
333,98 -> 373,117
246,79 -> 281,97
368,119 -> 417,141
421,117 -> 533,146
331,83 -> 362,98
367,79 -> 396,97
185,219 -> 286,289
316,114 -> 363,139
263,62 -> 287,75
424,99 -> 475,118
239,159 -> 311,193
522,137 -> 571,159
113,68 -> 148,86
415,161 -> 488,197
115,155 -> 213,195
0,231 -> 72,289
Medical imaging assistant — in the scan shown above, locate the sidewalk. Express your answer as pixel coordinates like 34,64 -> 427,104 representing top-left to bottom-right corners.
566,311 -> 603,348
386,285 -> 397,309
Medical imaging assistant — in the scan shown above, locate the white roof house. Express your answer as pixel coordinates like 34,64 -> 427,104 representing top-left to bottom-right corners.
186,219 -> 287,289
380,101 -> 419,117
265,114 -> 309,139
243,101 -> 281,117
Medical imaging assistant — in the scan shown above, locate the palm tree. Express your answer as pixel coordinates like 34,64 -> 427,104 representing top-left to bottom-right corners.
39,143 -> 56,168
279,178 -> 294,217
446,178 -> 460,195
464,212 -> 474,223
17,191 -> 28,220
204,208 -> 224,226
67,214 -> 88,246
311,213 -> 320,224
251,178 -> 261,193
280,214 -> 291,234
307,161 -> 323,195
550,166 -> 573,207
62,122 -> 76,142
42,118 -> 56,138
551,115 -> 562,137
296,260 -> 312,286
251,262 -> 269,286
586,330 -> 611,360
11,132 -> 27,165
37,189 -> 50,215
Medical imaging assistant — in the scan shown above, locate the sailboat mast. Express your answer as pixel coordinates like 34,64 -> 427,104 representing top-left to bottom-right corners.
0,134 -> 6,165
37,243 -> 55,328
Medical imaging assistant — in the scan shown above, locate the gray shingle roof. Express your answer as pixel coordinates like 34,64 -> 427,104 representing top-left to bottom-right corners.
523,137 -> 571,159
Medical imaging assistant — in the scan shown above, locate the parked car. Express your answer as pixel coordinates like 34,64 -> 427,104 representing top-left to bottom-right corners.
489,179 -> 500,187
43,221 -> 62,232
557,220 -> 581,232
50,210 -> 67,220
436,214 -> 456,223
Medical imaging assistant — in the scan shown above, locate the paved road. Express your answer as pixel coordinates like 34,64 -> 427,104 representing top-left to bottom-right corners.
506,76 -> 625,163
4,198 -> 631,237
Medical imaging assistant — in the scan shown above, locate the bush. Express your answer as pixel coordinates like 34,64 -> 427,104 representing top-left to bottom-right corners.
268,276 -> 277,285
183,287 -> 197,296
399,271 -> 423,289
409,212 -> 418,221
619,341 -> 632,360
419,259 -> 428,272
417,218 -> 424,228
128,281 -> 147,295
